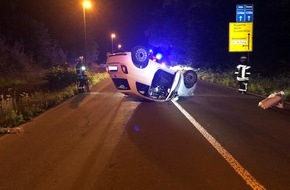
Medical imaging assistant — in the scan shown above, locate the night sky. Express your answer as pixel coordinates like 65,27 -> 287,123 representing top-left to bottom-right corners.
14,0 -> 237,57
0,0 -> 153,56
6,0 -> 158,58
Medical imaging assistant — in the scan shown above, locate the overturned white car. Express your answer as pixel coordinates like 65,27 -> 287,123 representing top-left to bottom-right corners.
106,46 -> 197,102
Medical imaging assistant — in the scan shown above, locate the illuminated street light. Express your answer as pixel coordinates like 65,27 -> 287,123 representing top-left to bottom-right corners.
111,33 -> 116,53
83,0 -> 91,9
83,0 -> 91,64
118,44 -> 122,50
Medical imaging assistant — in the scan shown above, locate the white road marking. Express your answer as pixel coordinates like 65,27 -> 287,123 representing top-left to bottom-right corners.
172,100 -> 266,190
84,92 -> 99,95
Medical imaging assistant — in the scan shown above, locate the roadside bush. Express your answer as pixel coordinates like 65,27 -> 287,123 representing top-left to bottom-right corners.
44,66 -> 76,90
0,36 -> 31,76
196,68 -> 290,101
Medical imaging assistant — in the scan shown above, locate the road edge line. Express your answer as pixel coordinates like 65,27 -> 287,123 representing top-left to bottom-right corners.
171,100 -> 266,190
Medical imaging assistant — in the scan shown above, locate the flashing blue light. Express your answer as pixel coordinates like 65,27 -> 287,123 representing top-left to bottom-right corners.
156,53 -> 163,60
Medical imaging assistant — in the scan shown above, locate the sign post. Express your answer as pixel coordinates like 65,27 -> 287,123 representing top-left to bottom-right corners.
230,4 -> 254,52
229,22 -> 253,52
236,4 -> 254,22
230,4 -> 254,93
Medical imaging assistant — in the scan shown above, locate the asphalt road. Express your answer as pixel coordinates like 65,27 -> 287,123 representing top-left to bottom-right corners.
0,79 -> 289,190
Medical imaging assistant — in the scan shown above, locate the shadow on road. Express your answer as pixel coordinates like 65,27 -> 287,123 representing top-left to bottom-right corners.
69,93 -> 90,109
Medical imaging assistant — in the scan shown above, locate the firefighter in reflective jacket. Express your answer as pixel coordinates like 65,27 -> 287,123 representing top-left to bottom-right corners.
76,57 -> 85,82
75,56 -> 90,93
235,56 -> 251,94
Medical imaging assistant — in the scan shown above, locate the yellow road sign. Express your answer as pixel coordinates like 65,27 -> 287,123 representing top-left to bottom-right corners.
229,22 -> 253,52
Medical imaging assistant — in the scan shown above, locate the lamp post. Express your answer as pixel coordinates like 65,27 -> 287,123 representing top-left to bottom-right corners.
111,33 -> 116,53
83,0 -> 91,64
118,44 -> 122,50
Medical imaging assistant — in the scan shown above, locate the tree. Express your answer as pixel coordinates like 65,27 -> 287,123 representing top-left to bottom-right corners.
147,0 -> 216,66
147,0 -> 290,75
0,35 -> 31,76
0,2 -> 66,70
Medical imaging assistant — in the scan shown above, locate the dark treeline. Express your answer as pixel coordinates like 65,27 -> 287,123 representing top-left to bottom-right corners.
146,0 -> 290,76
0,0 -> 100,77
0,1 -> 66,76
0,0 -> 289,77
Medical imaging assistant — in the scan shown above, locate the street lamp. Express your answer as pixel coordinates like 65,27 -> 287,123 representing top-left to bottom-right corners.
111,33 -> 116,53
83,0 -> 91,64
118,44 -> 122,50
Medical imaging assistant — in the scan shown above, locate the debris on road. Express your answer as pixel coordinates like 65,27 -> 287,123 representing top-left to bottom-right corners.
0,127 -> 24,135
258,91 -> 285,109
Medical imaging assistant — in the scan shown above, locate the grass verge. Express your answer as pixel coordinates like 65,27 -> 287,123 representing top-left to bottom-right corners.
0,72 -> 109,128
196,68 -> 290,101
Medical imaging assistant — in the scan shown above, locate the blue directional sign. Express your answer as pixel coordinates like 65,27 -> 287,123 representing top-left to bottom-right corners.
236,4 -> 254,22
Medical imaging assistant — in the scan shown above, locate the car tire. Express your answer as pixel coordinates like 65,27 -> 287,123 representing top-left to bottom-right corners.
131,46 -> 149,69
183,70 -> 197,88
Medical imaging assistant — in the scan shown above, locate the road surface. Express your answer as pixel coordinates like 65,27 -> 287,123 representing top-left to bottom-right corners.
0,79 -> 289,190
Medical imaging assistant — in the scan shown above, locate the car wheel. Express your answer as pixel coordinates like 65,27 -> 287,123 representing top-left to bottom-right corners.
131,46 -> 149,69
183,70 -> 197,88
